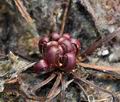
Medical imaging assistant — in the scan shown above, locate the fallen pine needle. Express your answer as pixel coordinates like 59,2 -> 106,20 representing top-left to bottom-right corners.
78,62 -> 120,73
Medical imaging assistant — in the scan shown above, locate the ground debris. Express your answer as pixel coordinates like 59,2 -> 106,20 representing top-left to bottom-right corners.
0,52 -> 34,94
0,0 -> 120,101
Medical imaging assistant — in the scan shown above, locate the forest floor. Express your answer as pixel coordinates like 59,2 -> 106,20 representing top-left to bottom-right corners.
0,0 -> 120,102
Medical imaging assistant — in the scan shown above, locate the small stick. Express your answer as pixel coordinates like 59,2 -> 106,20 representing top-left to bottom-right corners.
60,0 -> 70,35
47,87 -> 61,101
47,73 -> 62,98
46,79 -> 73,101
60,77 -> 65,102
14,0 -> 33,23
19,78 -> 46,101
78,62 -> 120,73
32,73 -> 56,92
80,78 -> 118,102
72,72 -> 118,101
14,0 -> 39,37
81,27 -> 120,57
74,81 -> 89,101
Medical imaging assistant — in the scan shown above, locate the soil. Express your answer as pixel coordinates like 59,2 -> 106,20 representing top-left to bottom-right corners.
0,0 -> 120,102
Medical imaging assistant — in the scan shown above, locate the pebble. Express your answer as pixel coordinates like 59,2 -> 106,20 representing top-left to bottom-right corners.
97,49 -> 109,57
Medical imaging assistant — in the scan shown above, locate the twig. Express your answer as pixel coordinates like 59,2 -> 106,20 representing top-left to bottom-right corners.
19,78 -> 46,101
72,72 -> 118,102
60,0 -> 70,35
80,0 -> 97,21
46,79 -> 73,102
77,57 -> 120,78
80,78 -> 119,102
78,62 -> 120,74
81,27 -> 120,57
46,87 -> 61,102
47,72 -> 62,99
14,0 -> 39,37
5,77 -> 18,84
62,79 -> 74,90
74,81 -> 89,101
14,0 -> 33,23
60,76 -> 66,102
32,73 -> 56,93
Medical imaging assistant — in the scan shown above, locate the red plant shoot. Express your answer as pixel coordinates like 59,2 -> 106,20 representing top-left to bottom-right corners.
34,33 -> 81,73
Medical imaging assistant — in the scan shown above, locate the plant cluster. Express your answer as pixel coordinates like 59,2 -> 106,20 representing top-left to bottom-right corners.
34,32 -> 80,73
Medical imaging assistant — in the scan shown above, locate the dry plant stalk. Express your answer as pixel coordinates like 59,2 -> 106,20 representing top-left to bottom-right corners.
32,73 -> 56,92
80,0 -> 97,21
47,73 -> 62,98
78,62 -> 120,73
79,27 -> 120,74
14,0 -> 39,40
60,0 -> 70,35
14,0 -> 33,24
81,27 -> 120,57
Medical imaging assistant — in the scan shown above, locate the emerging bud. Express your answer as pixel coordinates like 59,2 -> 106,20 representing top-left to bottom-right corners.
58,37 -> 66,43
51,32 -> 60,41
63,33 -> 71,39
36,32 -> 80,73
59,38 -> 73,53
39,36 -> 49,44
44,46 -> 61,67
39,36 -> 49,54
71,38 -> 81,54
58,45 -> 64,55
62,52 -> 76,71
34,59 -> 48,73
47,41 -> 59,48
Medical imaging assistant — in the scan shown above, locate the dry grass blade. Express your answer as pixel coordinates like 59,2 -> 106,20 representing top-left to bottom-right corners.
60,78 -> 66,102
20,83 -> 39,101
62,79 -> 74,90
80,0 -> 97,20
14,0 -> 33,23
47,73 -> 62,99
60,0 -> 71,35
74,81 -> 89,101
32,73 -> 56,93
72,72 -> 119,102
78,62 -> 120,74
80,79 -> 119,102
46,88 -> 61,102
14,0 -> 39,37
47,79 -> 74,102
20,62 -> 35,71
20,81 -> 46,101
4,77 -> 45,101
5,77 -> 18,84
81,27 -> 120,57
47,79 -> 74,101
